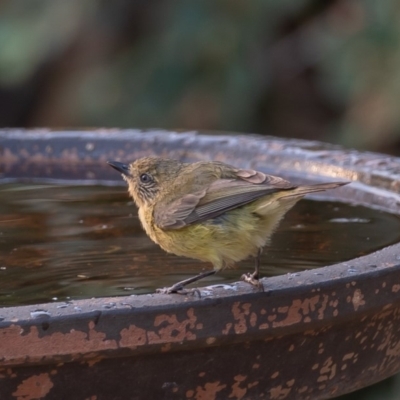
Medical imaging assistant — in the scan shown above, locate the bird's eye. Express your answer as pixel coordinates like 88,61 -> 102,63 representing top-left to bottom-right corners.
140,173 -> 152,184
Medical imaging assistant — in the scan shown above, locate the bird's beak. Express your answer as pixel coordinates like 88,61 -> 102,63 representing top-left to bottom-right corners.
107,161 -> 131,176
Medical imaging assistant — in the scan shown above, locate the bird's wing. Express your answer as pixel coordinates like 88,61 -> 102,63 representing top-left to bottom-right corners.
154,169 -> 294,229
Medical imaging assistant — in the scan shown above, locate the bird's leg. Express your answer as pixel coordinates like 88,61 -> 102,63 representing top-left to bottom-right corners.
241,248 -> 264,291
156,270 -> 216,295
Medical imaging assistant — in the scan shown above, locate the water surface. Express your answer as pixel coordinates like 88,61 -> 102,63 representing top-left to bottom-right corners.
1,183 -> 399,306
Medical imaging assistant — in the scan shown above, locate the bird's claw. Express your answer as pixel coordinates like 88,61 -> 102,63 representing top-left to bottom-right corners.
156,286 -> 202,297
241,273 -> 264,292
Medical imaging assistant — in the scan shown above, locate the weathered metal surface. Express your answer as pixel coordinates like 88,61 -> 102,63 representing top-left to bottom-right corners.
1,129 -> 400,399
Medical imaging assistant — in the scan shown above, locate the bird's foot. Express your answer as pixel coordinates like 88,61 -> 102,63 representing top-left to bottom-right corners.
156,270 -> 216,296
241,272 -> 264,292
156,284 -> 201,297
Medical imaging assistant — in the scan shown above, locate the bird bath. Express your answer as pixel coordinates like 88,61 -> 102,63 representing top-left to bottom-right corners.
1,129 -> 400,400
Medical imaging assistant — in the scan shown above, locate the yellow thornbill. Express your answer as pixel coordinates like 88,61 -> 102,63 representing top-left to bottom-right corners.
108,157 -> 348,294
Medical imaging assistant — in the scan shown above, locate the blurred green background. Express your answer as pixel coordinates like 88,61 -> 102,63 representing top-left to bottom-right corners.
2,0 -> 400,155
1,1 -> 400,398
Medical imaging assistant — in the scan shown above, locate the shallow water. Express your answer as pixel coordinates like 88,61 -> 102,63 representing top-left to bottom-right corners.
0,183 -> 399,306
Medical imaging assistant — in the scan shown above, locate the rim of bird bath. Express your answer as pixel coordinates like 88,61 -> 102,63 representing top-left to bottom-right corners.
0,129 -> 400,400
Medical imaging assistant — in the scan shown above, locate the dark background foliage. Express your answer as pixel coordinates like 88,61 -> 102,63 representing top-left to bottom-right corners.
1,0 -> 400,155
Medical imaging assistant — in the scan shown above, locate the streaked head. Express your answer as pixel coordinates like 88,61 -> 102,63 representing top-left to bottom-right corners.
107,157 -> 183,207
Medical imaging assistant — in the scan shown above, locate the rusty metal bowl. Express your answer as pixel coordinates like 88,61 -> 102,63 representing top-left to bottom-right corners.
1,129 -> 400,400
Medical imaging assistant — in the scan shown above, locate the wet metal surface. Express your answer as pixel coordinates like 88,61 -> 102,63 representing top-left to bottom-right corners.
1,129 -> 400,399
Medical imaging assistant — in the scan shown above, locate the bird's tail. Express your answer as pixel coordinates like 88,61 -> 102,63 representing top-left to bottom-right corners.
254,181 -> 348,216
288,181 -> 349,198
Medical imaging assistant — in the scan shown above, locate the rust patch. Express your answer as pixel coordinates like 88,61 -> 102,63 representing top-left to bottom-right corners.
231,303 -> 252,334
119,325 -> 147,349
269,384 -> 292,399
222,323 -> 233,335
318,295 -> 329,320
319,357 -> 337,381
392,284 -> 400,293
0,323 -> 117,366
82,353 -> 104,367
298,386 -> 308,394
186,381 -> 227,400
272,296 -> 320,328
352,289 -> 366,311
250,312 -> 257,327
12,373 -> 54,400
329,299 -> 339,308
330,386 -> 339,395
147,308 -> 199,344
229,375 -> 247,399
206,337 -> 216,345
360,336 -> 368,344
161,343 -> 172,352
382,304 -> 393,311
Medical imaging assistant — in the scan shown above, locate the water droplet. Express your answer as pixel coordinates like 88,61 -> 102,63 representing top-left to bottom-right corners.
329,218 -> 370,223
293,224 -> 305,229
85,142 -> 95,151
102,302 -> 116,309
30,310 -> 51,319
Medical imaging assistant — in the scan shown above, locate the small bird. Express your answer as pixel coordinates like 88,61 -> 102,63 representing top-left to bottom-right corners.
108,157 -> 348,294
